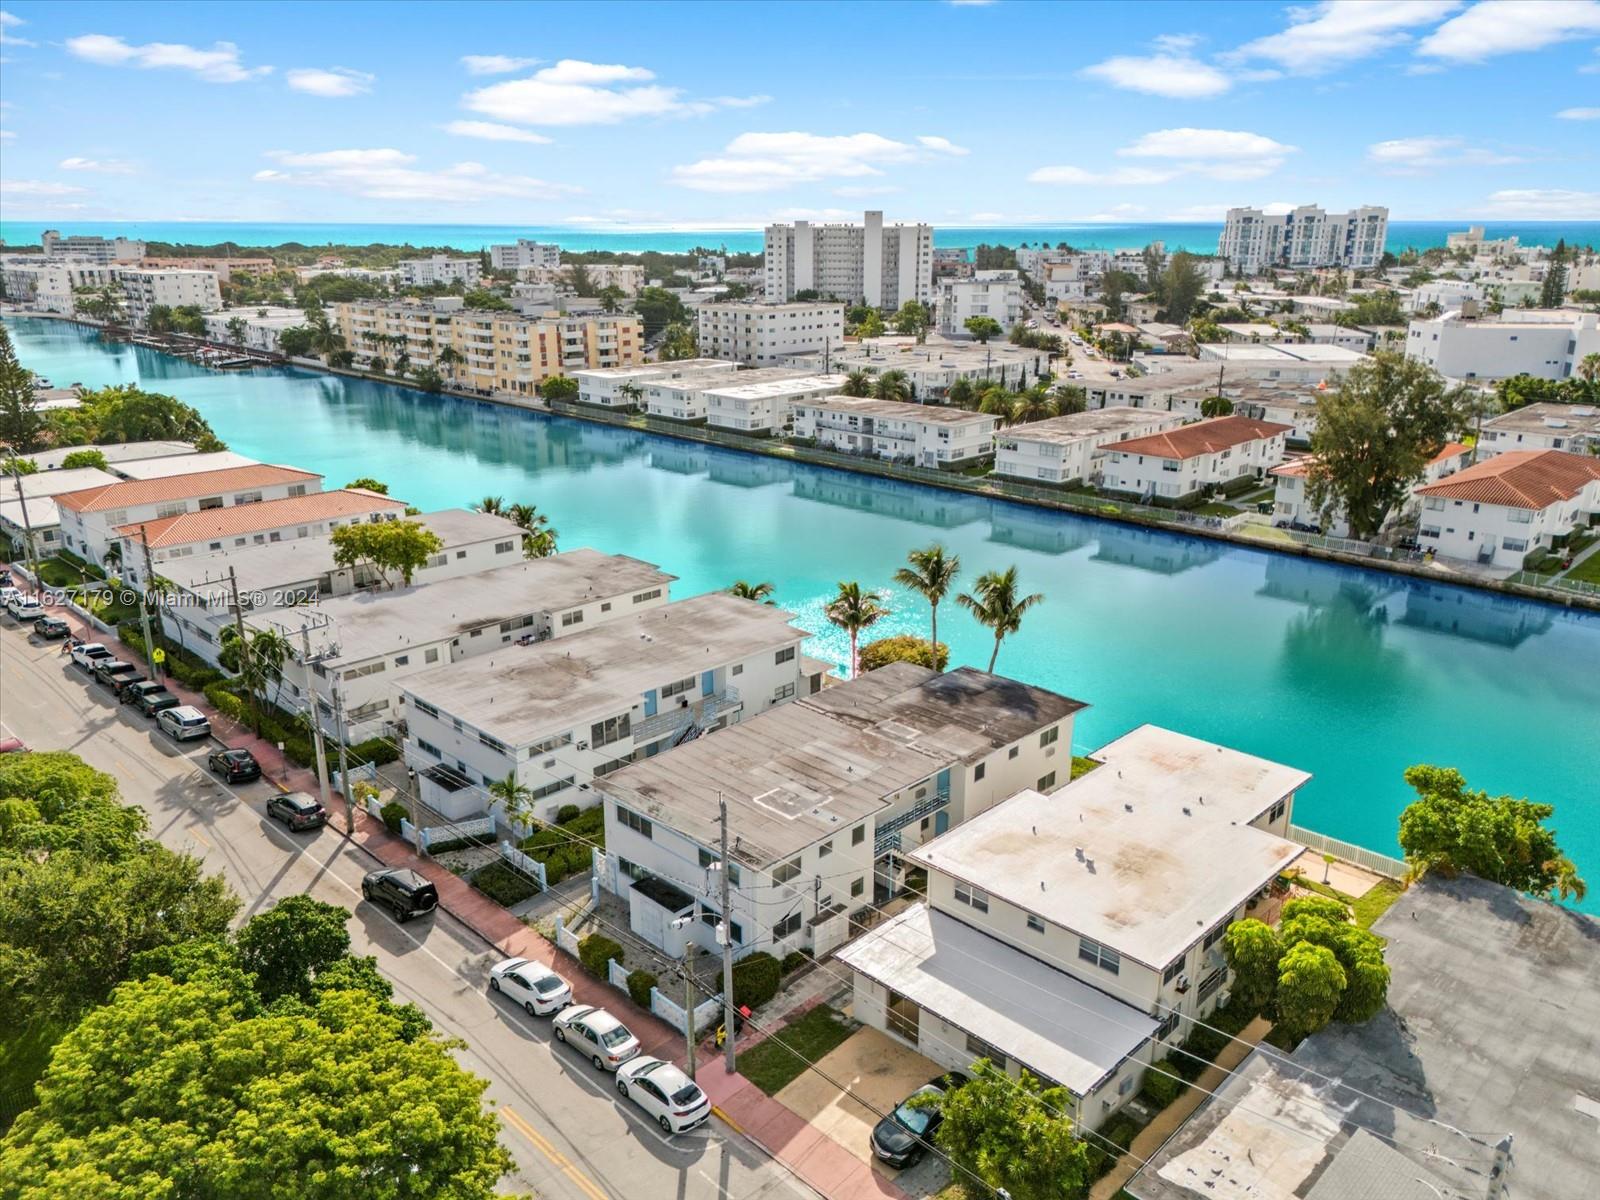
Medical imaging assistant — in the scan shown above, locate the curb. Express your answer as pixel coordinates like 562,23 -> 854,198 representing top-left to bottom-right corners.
709,1104 -> 744,1136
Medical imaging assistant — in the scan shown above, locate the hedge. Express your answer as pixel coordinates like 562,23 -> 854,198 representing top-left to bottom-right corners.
1098,1112 -> 1141,1153
731,951 -> 782,1010
117,623 -> 222,689
473,860 -> 540,907
578,933 -> 624,980
859,635 -> 949,673
1140,1059 -> 1186,1109
780,950 -> 812,976
380,802 -> 407,836
626,969 -> 658,1009
556,804 -> 581,825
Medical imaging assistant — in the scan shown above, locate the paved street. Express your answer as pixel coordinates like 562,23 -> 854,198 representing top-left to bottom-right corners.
0,618 -> 818,1200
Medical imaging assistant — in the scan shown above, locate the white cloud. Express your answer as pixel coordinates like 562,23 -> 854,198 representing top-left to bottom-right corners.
463,58 -> 758,125
1032,127 -> 1297,188
1366,135 -> 1523,172
286,67 -> 374,97
834,184 -> 903,197
672,130 -> 968,192
1482,188 -> 1600,218
1027,165 -> 1179,186
1083,51 -> 1233,98
0,10 -> 24,24
460,54 -> 540,76
1557,106 -> 1600,118
442,120 -> 552,144
1118,127 -> 1296,160
65,34 -> 270,82
257,148 -> 578,203
0,179 -> 90,196
59,156 -> 136,174
712,94 -> 773,109
1418,0 -> 1600,62
0,130 -> 15,141
0,8 -> 31,46
1229,1 -> 1463,73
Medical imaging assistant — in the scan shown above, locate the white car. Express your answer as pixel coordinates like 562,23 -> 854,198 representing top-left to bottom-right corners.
11,600 -> 44,623
0,586 -> 20,611
157,705 -> 211,742
4,590 -> 36,618
552,1004 -> 640,1072
488,956 -> 572,1016
615,1056 -> 711,1134
70,641 -> 113,669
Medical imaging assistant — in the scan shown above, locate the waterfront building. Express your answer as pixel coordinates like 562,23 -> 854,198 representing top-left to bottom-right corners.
994,407 -> 1187,487
937,269 -> 1024,337
1405,309 -> 1600,381
0,261 -> 76,313
598,661 -> 1084,959
1444,225 -> 1523,257
697,300 -> 845,365
4,260 -> 223,325
204,306 -> 309,354
401,592 -> 822,825
140,256 -> 277,282
791,396 -> 1000,467
488,239 -> 561,271
1414,449 -> 1600,568
395,255 -> 483,288
784,338 -> 1051,399
111,267 -> 225,325
0,465 -> 123,563
1270,442 -> 1472,536
570,359 -> 738,411
1100,415 -> 1292,500
1479,402 -> 1600,459
703,372 -> 844,436
40,230 -> 145,264
763,210 -> 933,308
292,265 -> 397,286
1219,205 -> 1388,274
841,725 -> 1306,1123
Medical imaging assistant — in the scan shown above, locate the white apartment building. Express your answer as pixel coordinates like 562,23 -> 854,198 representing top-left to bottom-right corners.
488,239 -> 561,271
994,407 -> 1187,486
1083,364 -> 1225,416
1192,342 -> 1367,385
792,396 -> 1000,467
704,373 -> 844,435
113,267 -> 225,324
1101,415 -> 1292,500
571,359 -> 738,410
1,465 -> 123,564
1478,403 -> 1600,459
1271,442 -> 1472,536
517,263 -> 648,295
253,550 -> 675,742
203,306 -> 309,354
764,210 -> 933,308
40,230 -> 145,264
697,301 -> 845,365
401,593 -> 824,826
938,269 -> 1024,336
1219,205 -> 1388,274
786,340 -> 1051,399
1414,450 -> 1600,568
54,464 -> 324,568
1444,225 -> 1523,257
395,256 -> 483,288
1405,310 -> 1600,381
0,261 -> 76,313
598,661 -> 1086,961
841,725 -> 1306,1122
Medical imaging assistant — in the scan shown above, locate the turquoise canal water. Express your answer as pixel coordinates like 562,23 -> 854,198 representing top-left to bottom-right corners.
11,316 -> 1600,906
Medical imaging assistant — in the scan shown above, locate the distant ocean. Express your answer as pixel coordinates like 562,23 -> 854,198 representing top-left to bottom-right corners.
2,219 -> 1596,256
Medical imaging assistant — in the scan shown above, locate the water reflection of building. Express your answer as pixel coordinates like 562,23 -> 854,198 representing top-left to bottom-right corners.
1091,526 -> 1223,575
706,454 -> 794,489
648,443 -> 711,476
1398,581 -> 1555,648
790,471 -> 987,527
988,504 -> 1096,556
1257,555 -> 1401,611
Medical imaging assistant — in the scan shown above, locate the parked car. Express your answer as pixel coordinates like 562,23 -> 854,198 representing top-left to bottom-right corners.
130,686 -> 182,717
0,586 -> 21,612
10,600 -> 44,623
208,747 -> 261,782
0,569 -> 13,587
70,642 -> 113,669
362,867 -> 438,922
157,705 -> 212,742
33,615 -> 71,640
870,1073 -> 969,1169
615,1056 -> 711,1134
488,957 -> 572,1017
266,791 -> 327,831
111,672 -> 151,700
552,1005 -> 640,1072
0,736 -> 27,755
92,659 -> 141,690
121,680 -> 168,708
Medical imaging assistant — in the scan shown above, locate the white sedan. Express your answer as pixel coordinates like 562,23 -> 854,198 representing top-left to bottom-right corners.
552,1004 -> 640,1072
487,956 -> 572,1016
615,1056 -> 711,1134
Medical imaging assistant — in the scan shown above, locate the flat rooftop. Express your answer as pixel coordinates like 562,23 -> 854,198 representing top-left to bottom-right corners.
800,396 -> 999,425
1199,343 -> 1367,365
706,373 -> 844,401
837,903 -> 1157,1098
1,466 -> 122,502
1481,400 -> 1600,437
249,547 -> 675,664
399,592 -> 806,744
910,725 -> 1309,969
110,450 -> 261,479
26,441 -> 196,471
1097,363 -> 1224,391
1003,406 -> 1184,446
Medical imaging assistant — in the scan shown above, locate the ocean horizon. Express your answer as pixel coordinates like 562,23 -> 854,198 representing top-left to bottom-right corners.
3,218 -> 1597,257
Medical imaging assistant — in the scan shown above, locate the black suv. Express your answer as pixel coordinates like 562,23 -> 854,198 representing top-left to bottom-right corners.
33,616 -> 71,640
208,748 -> 262,783
363,867 -> 439,923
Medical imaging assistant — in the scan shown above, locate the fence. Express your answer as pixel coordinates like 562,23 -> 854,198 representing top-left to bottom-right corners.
418,815 -> 495,851
652,989 -> 723,1036
1506,571 -> 1600,598
498,841 -> 549,890
553,914 -> 582,958
1288,824 -> 1409,880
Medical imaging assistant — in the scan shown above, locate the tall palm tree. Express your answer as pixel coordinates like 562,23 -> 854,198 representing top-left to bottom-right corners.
957,566 -> 1043,673
1053,383 -> 1088,415
437,345 -> 463,384
508,502 -> 557,558
946,377 -> 976,410
825,581 -> 888,679
475,495 -> 506,515
873,370 -> 911,403
1012,383 -> 1054,425
978,386 -> 1015,425
893,545 -> 960,669
489,771 -> 534,826
728,580 -> 776,604
841,369 -> 873,398
1578,352 -> 1600,385
617,381 -> 644,410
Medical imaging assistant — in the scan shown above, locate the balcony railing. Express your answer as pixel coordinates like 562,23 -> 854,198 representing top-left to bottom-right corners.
632,687 -> 742,745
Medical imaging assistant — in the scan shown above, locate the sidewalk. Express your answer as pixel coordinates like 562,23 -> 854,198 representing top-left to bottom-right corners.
47,595 -> 903,1200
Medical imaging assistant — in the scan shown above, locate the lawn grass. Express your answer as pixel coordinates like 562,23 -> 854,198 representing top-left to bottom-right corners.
1194,502 -> 1240,517
1351,878 -> 1406,930
736,1004 -> 858,1096
1071,755 -> 1101,780
1563,550 -> 1600,586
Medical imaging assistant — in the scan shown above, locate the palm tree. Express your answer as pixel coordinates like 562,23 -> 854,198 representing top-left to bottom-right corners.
946,377 -> 976,410
825,581 -> 888,679
978,386 -> 1015,425
617,381 -> 644,410
728,580 -> 776,604
841,369 -> 873,398
489,771 -> 534,827
873,370 -> 911,403
251,627 -> 292,708
957,566 -> 1043,673
437,345 -> 463,385
893,544 -> 959,669
1578,352 -> 1600,385
475,495 -> 506,515
1012,384 -> 1054,425
226,317 -> 247,345
1053,383 -> 1088,415
508,502 -> 557,558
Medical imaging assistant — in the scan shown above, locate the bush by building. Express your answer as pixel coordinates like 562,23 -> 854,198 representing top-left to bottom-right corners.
472,861 -> 540,908
731,951 -> 782,1010
578,933 -> 624,980
626,969 -> 658,1009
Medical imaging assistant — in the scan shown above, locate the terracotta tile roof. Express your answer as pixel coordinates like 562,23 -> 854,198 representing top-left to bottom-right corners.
1428,441 -> 1472,467
118,490 -> 406,548
1112,415 -> 1294,461
55,464 -> 321,513
1414,449 -> 1600,510
1271,457 -> 1313,478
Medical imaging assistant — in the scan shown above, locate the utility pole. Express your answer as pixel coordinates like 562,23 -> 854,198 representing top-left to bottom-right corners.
682,944 -> 697,1079
720,792 -> 737,1073
332,685 -> 354,838
225,567 -> 257,729
296,624 -> 334,819
6,455 -> 40,582
135,526 -> 161,679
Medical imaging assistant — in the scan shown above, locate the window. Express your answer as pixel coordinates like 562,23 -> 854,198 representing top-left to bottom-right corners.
632,588 -> 662,604
601,602 -> 611,612
530,731 -> 572,754
495,540 -> 514,554
953,883 -> 989,913
616,806 -> 653,839
661,676 -> 696,699
155,501 -> 186,519
1040,726 -> 1059,747
775,646 -> 795,665
772,856 -> 802,885
965,1033 -> 1006,1070
732,663 -> 743,676
1026,914 -> 1046,934
773,682 -> 796,702
416,738 -> 440,757
1162,958 -> 1186,984
479,732 -> 510,755
412,699 -> 439,718
1155,1011 -> 1181,1041
1079,937 -> 1121,975
1008,746 -> 1019,760
591,713 -> 631,748
1037,772 -> 1056,790
1268,799 -> 1287,823
529,775 -> 575,801
234,491 -> 264,505
1202,923 -> 1229,951
561,609 -> 584,628
772,912 -> 802,940
395,655 -> 409,667
851,877 -> 865,898
973,762 -> 986,782
817,839 -> 833,858
852,824 -> 865,846
424,648 -> 440,664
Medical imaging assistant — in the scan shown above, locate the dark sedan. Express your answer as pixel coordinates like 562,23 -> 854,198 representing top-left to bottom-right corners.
208,748 -> 261,783
869,1073 -> 968,1169
33,616 -> 71,640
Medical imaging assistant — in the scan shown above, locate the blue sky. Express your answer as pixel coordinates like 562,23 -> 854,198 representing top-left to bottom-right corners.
1,0 -> 1598,227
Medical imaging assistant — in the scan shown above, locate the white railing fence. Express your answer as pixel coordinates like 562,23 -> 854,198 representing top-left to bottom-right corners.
1288,824 -> 1408,880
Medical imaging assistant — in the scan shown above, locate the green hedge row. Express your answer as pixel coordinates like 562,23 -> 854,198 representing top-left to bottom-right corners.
1140,1059 -> 1186,1108
731,951 -> 782,1010
626,969 -> 658,1009
472,861 -> 540,907
578,933 -> 624,980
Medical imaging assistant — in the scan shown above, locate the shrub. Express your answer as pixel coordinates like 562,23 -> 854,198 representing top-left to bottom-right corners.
556,804 -> 581,825
780,950 -> 812,976
626,969 -> 658,1009
578,933 -> 624,980
203,682 -> 249,724
1098,1112 -> 1140,1152
1140,1060 -> 1186,1109
472,860 -> 540,907
348,737 -> 400,766
731,951 -> 782,1010
1173,1026 -> 1231,1080
380,802 -> 407,836
859,634 -> 949,672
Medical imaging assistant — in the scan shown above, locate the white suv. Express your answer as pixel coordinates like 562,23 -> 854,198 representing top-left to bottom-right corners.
157,706 -> 211,742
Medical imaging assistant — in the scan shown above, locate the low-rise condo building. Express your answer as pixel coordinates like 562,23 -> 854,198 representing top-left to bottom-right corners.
204,306 -> 311,354
1414,449 -> 1600,568
994,407 -> 1187,486
1,465 -> 124,563
1478,402 -> 1600,459
395,256 -> 482,288
697,301 -> 845,366
785,339 -> 1051,399
1100,415 -> 1292,500
571,359 -> 737,410
1271,442 -> 1472,536
703,373 -> 844,435
938,270 -> 1024,336
1405,309 -> 1600,381
40,230 -> 146,264
488,239 -> 561,271
792,396 -> 1000,467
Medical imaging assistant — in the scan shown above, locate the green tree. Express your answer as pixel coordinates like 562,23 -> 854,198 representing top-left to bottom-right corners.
1012,383 -> 1054,425
1539,238 -> 1567,308
1275,942 -> 1346,1040
1200,395 -> 1234,418
541,374 -> 579,402
1223,897 -> 1390,1036
0,750 -> 145,861
978,385 -> 1016,424
567,261 -> 597,296
344,476 -> 389,494
727,580 -> 776,604
1221,918 -> 1282,1014
47,385 -> 225,449
277,325 -> 316,357
507,502 -> 557,558
633,286 -> 689,336
840,369 -> 873,397
1306,352 -> 1469,540
596,284 -> 626,313
825,581 -> 889,678
1052,383 -> 1087,415
330,520 -> 445,588
462,288 -> 512,311
1399,764 -> 1586,901
0,324 -> 47,453
856,310 -> 886,339
437,344 -> 464,383
59,448 -> 109,470
891,300 -> 932,341
873,370 -> 911,403
1277,896 -> 1390,1024
488,771 -> 535,826
894,543 -> 960,668
657,322 -> 698,361
225,316 -> 248,344
413,366 -> 444,393
1099,269 -> 1142,320
235,894 -> 352,1003
475,495 -> 505,515
957,566 -> 1042,672
964,315 -> 1003,343
1158,252 -> 1207,324
1578,352 -> 1600,385
0,979 -> 512,1199
859,634 -> 949,672
946,377 -> 976,409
